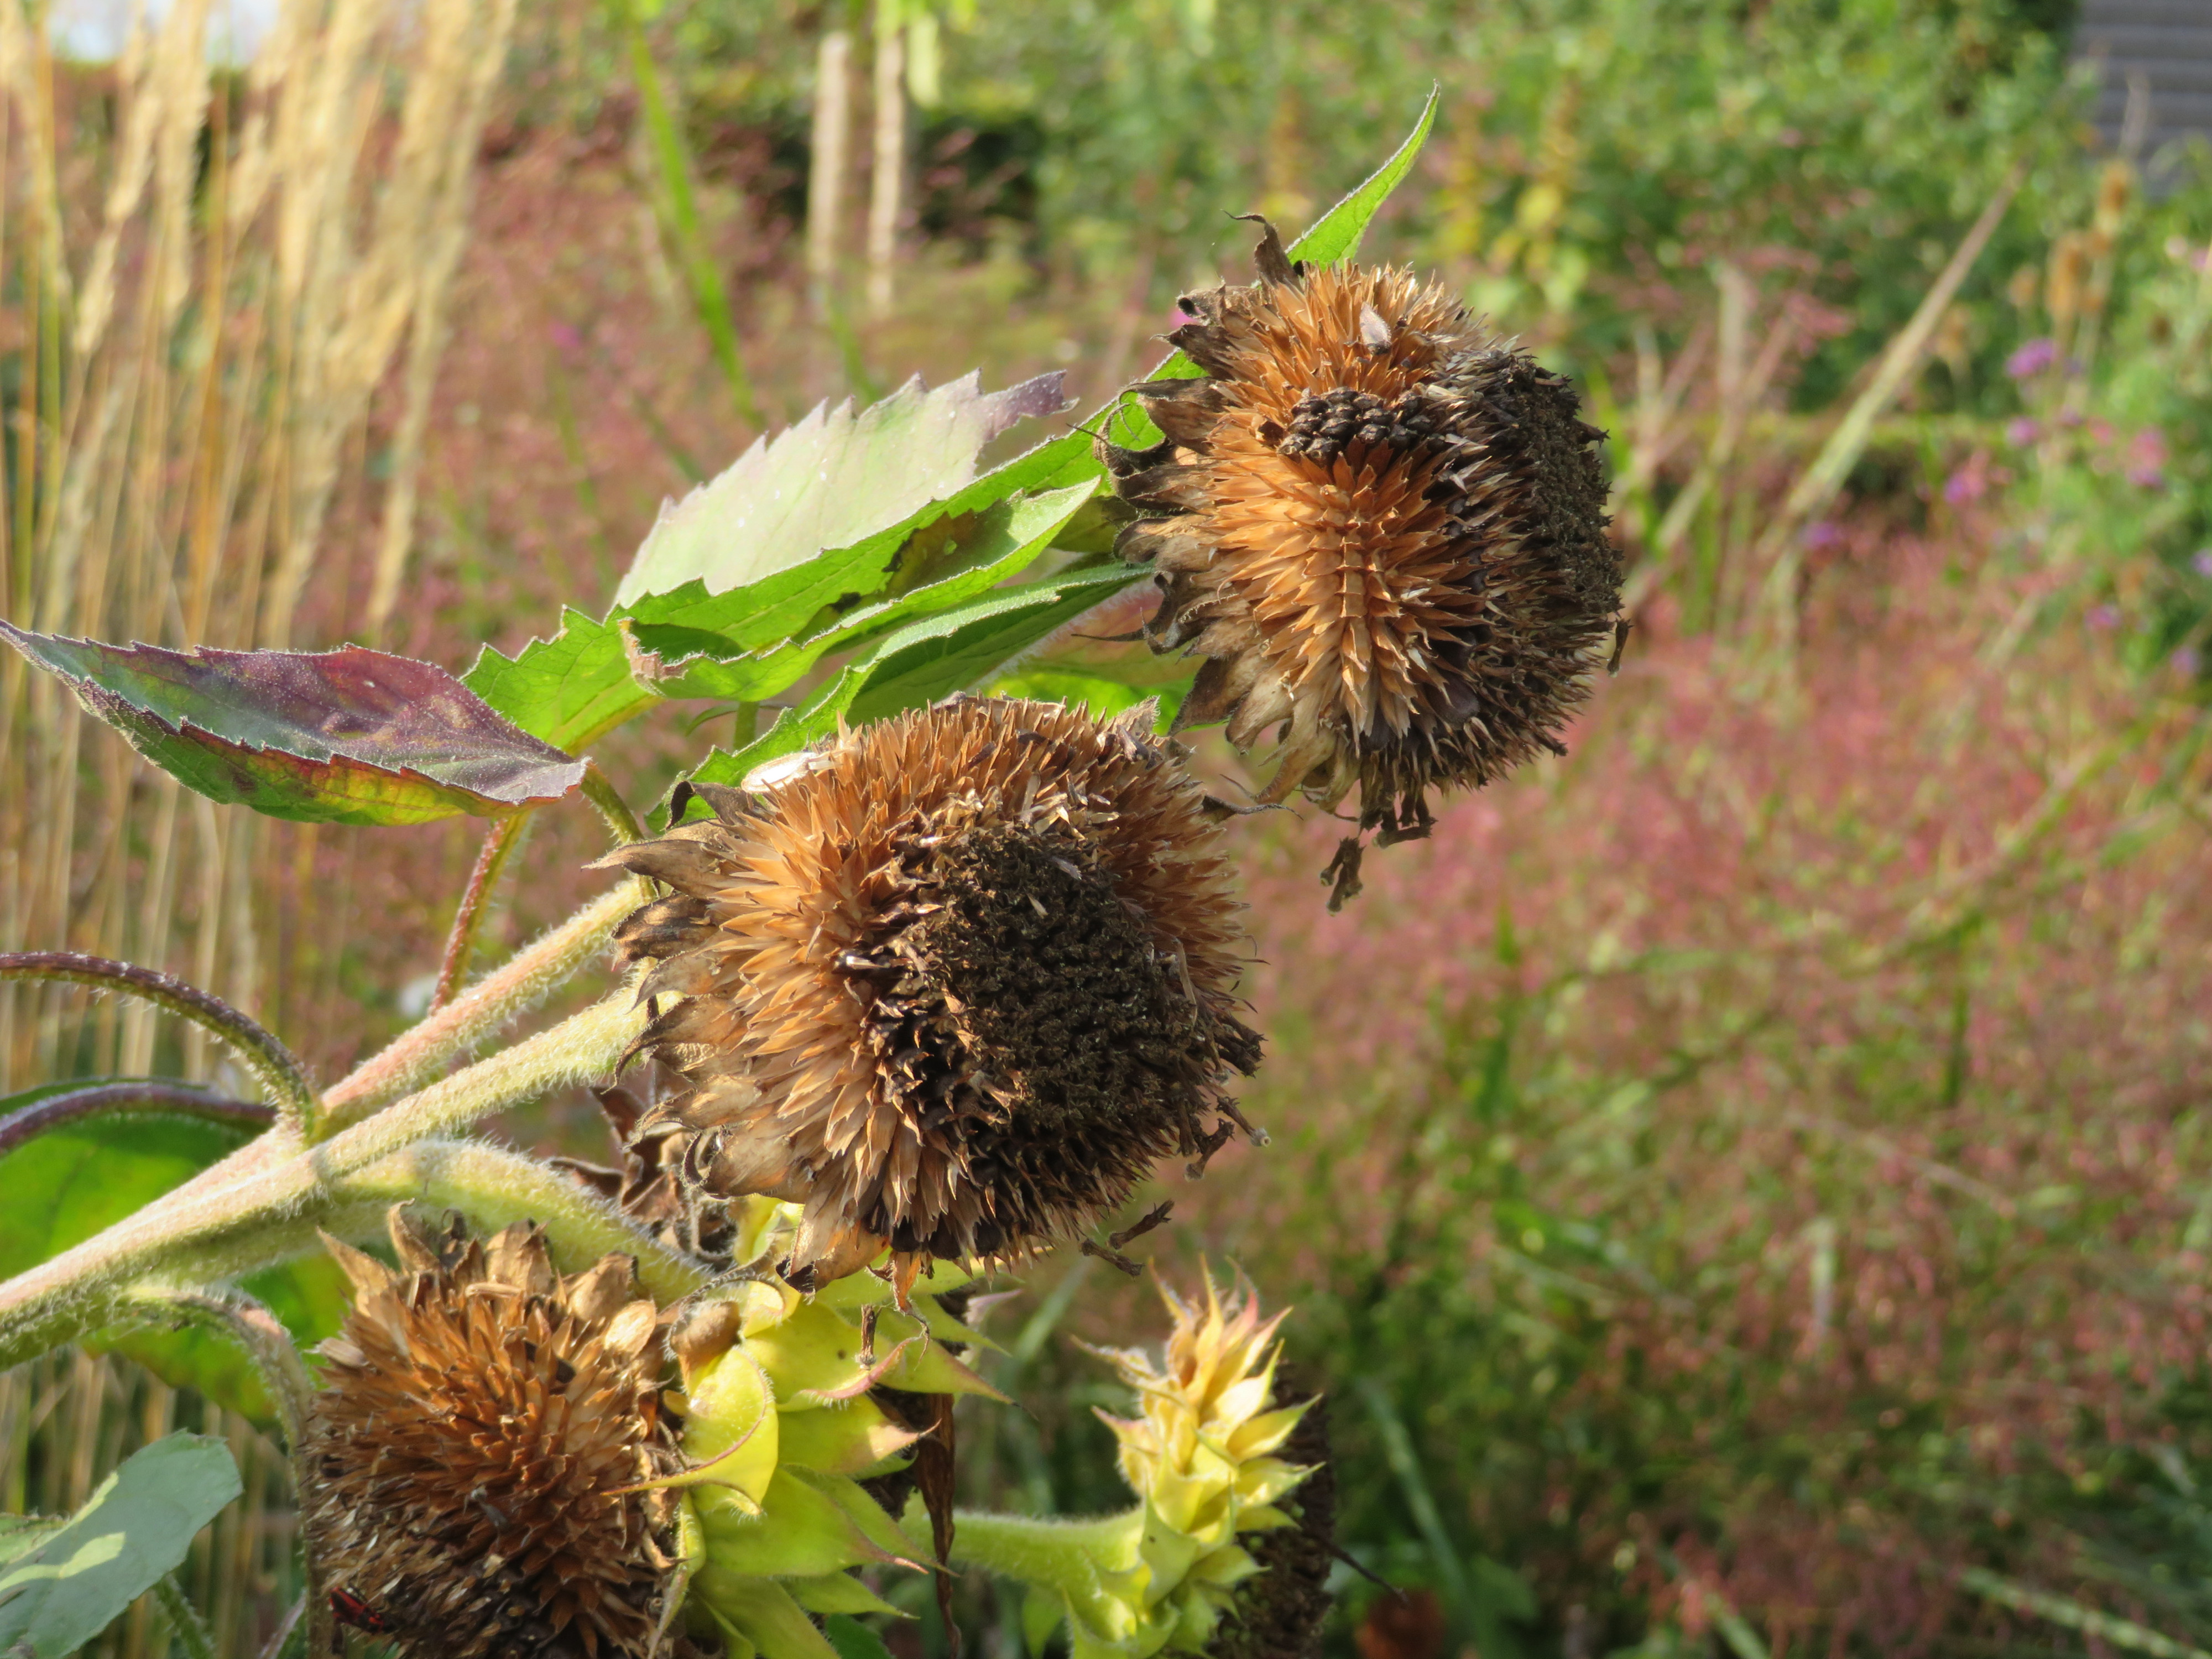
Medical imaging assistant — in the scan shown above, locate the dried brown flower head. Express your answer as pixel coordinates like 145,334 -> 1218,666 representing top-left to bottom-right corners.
1102,221 -> 1616,894
597,696 -> 1262,1293
304,1211 -> 681,1659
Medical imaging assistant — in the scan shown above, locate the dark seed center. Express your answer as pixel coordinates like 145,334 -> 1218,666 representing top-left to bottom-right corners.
1273,386 -> 1435,467
909,823 -> 1211,1138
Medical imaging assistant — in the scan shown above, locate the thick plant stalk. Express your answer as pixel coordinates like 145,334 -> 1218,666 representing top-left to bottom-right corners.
0,952 -> 317,1130
0,992 -> 647,1366
0,1198 -> 387,1375
337,1137 -> 711,1303
322,880 -> 639,1126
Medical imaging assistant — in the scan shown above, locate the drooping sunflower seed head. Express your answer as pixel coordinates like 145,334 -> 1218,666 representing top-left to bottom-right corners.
596,696 -> 1262,1294
1103,220 -> 1616,878
304,1211 -> 681,1659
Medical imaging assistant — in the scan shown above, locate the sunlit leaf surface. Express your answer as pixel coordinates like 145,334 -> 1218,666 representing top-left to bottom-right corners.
0,626 -> 585,826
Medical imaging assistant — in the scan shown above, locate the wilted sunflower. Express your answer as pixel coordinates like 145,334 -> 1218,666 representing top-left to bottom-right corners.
304,1211 -> 682,1659
597,696 -> 1262,1295
1100,219 -> 1617,899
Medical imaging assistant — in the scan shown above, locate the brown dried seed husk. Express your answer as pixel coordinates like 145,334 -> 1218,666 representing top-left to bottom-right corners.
553,1061 -> 739,1264
1104,224 -> 1616,869
1210,1383 -> 1337,1659
304,1212 -> 681,1659
597,696 -> 1262,1290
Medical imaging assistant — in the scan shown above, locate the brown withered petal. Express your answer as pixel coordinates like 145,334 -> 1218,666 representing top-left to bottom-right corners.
1100,220 -> 1616,899
304,1211 -> 681,1659
594,696 -> 1262,1293
1210,1383 -> 1337,1659
552,1061 -> 739,1264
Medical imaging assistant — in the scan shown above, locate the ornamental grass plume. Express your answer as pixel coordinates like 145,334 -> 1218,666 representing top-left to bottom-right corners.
595,696 -> 1264,1295
304,1211 -> 683,1659
1100,220 -> 1616,902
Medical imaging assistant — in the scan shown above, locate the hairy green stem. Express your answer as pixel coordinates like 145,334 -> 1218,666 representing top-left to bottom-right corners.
153,1575 -> 220,1659
0,994 -> 646,1367
337,1137 -> 710,1303
0,1201 -> 387,1373
583,760 -> 649,847
0,952 -> 316,1131
0,1082 -> 272,1159
134,1286 -> 332,1657
931,1506 -> 1142,1638
431,812 -> 532,1013
321,883 -> 640,1128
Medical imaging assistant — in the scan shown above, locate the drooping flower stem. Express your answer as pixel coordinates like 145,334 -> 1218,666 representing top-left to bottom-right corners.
430,812 -> 534,1014
335,1138 -> 711,1304
0,952 -> 319,1131
133,1285 -> 335,1656
0,1200 -> 389,1373
0,992 -> 649,1369
321,881 -> 642,1128
0,1082 -> 273,1159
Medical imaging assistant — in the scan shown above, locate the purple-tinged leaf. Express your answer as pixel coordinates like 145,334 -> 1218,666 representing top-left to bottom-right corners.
0,624 -> 586,826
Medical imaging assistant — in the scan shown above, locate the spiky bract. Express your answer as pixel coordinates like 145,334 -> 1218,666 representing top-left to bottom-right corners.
1092,1271 -> 1319,1635
992,1272 -> 1326,1659
1204,1389 -> 1334,1659
304,1212 -> 679,1659
661,1223 -> 1000,1656
1103,221 -> 1616,852
598,697 -> 1262,1292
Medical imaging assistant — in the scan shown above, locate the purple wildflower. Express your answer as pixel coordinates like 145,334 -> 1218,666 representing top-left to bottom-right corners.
2006,338 -> 2057,379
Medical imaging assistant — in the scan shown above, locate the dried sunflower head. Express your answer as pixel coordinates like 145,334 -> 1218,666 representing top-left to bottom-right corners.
304,1211 -> 682,1659
1102,220 -> 1617,895
596,696 -> 1262,1295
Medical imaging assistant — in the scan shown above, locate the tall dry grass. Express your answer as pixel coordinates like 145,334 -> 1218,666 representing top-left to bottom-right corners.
0,0 -> 515,1088
0,2 -> 515,1649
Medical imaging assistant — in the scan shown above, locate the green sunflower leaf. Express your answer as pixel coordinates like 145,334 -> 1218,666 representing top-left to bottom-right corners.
823,1614 -> 898,1659
0,626 -> 583,826
0,1433 -> 241,1658
466,375 -> 1081,752
672,564 -> 1149,815
0,1082 -> 351,1422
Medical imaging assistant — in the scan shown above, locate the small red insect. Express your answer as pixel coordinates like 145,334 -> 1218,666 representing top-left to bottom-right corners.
329,1588 -> 392,1640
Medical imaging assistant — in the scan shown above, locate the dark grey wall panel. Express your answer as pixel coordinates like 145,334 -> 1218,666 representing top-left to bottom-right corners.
2074,0 -> 2212,161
